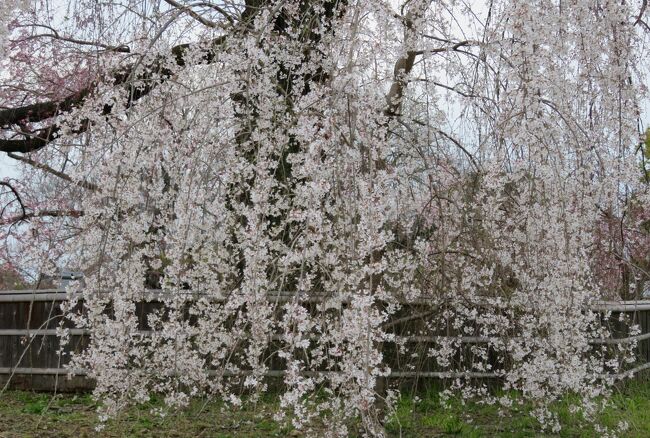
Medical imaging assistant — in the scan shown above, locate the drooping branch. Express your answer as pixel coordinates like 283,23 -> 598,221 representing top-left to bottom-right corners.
192,1 -> 236,25
433,128 -> 480,171
7,152 -> 98,191
162,0 -> 219,28
12,35 -> 130,53
0,181 -> 26,219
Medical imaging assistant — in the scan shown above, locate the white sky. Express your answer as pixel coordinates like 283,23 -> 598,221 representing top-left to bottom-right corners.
1,2 -> 650,181
0,157 -> 19,179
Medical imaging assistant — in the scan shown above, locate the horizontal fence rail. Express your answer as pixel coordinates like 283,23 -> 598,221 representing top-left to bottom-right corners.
2,289 -> 650,391
8,289 -> 650,307
3,329 -> 650,345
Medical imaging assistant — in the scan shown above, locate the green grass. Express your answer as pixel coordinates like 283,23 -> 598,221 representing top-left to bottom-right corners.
0,391 -> 292,437
382,381 -> 650,437
1,382 -> 650,437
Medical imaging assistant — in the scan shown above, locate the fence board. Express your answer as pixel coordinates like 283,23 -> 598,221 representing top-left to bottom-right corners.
1,290 -> 650,391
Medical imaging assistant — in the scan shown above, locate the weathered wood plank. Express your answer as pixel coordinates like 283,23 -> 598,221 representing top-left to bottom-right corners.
2,290 -> 650,391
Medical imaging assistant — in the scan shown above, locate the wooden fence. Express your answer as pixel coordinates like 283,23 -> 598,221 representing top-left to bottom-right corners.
1,289 -> 650,391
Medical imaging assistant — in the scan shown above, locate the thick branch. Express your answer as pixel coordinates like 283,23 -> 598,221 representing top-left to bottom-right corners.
0,35 -> 228,131
384,41 -> 474,120
1,209 -> 84,226
0,125 -> 60,154
410,40 -> 474,57
384,50 -> 418,119
0,90 -> 90,127
635,0 -> 648,27
0,34 -> 230,155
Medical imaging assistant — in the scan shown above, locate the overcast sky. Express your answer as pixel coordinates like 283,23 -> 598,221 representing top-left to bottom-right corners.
0,156 -> 19,179
1,2 -> 650,182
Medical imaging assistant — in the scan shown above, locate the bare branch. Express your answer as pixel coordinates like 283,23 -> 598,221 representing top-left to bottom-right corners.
12,34 -> 130,53
163,0 -> 218,28
1,209 -> 84,226
190,1 -> 236,25
0,181 -> 26,219
7,152 -> 98,191
433,129 -> 480,171
635,0 -> 648,27
11,22 -> 131,52
410,40 -> 475,56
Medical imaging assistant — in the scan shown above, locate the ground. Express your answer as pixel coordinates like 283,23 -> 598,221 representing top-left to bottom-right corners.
0,382 -> 649,437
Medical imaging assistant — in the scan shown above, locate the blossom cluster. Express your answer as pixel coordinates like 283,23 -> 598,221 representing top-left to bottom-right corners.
1,0 -> 649,436
0,0 -> 26,59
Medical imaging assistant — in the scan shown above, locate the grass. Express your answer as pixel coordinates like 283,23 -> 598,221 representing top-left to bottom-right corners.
1,382 -> 650,437
384,381 -> 650,437
0,391 -> 293,437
